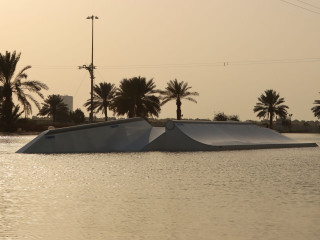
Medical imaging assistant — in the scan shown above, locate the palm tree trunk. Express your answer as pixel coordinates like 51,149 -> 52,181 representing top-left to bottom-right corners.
269,112 -> 274,129
52,110 -> 56,126
104,106 -> 108,121
2,84 -> 14,131
176,97 -> 182,120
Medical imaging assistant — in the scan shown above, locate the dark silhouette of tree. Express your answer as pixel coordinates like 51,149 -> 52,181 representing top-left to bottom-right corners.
84,82 -> 116,121
228,115 -> 240,121
0,103 -> 22,131
0,86 -> 3,100
214,112 -> 228,121
38,95 -> 69,125
311,93 -> 320,119
160,79 -> 199,120
112,76 -> 161,118
0,51 -> 48,131
213,112 -> 240,121
0,86 -> 3,118
70,108 -> 85,124
253,89 -> 288,129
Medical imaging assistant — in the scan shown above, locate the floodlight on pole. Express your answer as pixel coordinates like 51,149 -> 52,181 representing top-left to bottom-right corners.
78,15 -> 98,123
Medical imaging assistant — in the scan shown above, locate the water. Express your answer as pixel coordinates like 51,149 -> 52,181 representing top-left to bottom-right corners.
1,134 -> 320,240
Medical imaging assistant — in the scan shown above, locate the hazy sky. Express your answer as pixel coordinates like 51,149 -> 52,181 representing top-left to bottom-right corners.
2,0 -> 320,121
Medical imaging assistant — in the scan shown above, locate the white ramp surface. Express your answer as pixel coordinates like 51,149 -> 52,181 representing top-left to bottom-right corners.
144,120 -> 317,151
177,121 -> 297,145
17,118 -> 317,153
17,118 -> 160,153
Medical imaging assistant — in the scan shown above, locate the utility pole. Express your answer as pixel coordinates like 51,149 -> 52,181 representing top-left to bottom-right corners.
79,15 -> 98,123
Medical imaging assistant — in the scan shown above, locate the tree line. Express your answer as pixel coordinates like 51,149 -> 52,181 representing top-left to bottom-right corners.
0,51 -> 199,131
1,51 -> 320,132
38,77 -> 199,126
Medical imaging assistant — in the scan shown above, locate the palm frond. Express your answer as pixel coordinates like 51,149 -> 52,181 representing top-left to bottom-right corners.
253,89 -> 289,123
161,79 -> 198,104
113,77 -> 160,118
184,97 -> 197,103
83,82 -> 116,119
311,96 -> 320,118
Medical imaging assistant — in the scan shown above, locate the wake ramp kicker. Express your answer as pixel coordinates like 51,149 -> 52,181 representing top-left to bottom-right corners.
17,118 -> 317,154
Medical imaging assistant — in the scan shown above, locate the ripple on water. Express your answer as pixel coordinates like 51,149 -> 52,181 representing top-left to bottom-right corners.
0,134 -> 319,240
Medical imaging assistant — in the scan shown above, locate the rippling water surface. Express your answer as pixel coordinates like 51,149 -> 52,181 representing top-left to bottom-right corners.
1,134 -> 320,240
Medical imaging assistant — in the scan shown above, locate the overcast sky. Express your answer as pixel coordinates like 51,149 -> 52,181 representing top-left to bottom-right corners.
2,0 -> 320,121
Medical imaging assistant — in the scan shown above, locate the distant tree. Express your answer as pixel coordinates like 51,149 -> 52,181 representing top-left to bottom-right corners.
0,51 -> 48,131
84,82 -> 116,121
281,117 -> 291,127
38,94 -> 69,125
311,93 -> 320,119
112,76 -> 161,118
213,113 -> 240,121
160,79 -> 199,120
214,112 -> 228,121
228,115 -> 240,121
253,89 -> 288,129
70,108 -> 85,124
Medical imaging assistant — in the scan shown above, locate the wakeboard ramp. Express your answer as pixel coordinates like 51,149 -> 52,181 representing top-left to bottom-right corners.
17,118 -> 317,153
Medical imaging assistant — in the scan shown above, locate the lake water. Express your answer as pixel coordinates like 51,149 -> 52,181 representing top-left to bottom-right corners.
1,134 -> 320,240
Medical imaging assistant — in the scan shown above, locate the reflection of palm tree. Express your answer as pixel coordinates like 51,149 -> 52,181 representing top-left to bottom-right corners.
253,89 -> 288,129
0,51 -> 48,130
311,93 -> 320,119
112,76 -> 161,118
84,82 -> 116,121
38,95 -> 69,125
160,79 -> 199,120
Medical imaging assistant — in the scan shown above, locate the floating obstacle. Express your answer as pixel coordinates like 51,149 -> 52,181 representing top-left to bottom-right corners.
17,118 -> 317,154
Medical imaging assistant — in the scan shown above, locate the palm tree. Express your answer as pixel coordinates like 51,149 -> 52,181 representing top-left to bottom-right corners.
160,79 -> 199,120
84,82 -> 116,121
253,89 -> 289,129
38,94 -> 69,125
112,76 -> 161,118
311,93 -> 320,119
0,51 -> 48,131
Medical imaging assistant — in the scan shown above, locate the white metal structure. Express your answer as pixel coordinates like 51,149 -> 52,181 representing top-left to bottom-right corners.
17,118 -> 317,154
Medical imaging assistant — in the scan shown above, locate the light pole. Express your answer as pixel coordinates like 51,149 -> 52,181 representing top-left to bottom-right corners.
79,15 -> 98,123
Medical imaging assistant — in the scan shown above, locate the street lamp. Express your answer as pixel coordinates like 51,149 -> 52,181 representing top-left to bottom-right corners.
79,15 -> 98,123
